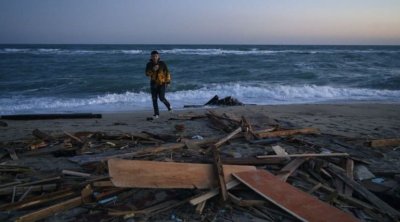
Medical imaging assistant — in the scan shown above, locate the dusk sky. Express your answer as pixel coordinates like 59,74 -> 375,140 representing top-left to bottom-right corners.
1,0 -> 399,45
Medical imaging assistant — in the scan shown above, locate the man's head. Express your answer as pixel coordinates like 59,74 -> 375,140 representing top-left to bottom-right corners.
150,50 -> 160,63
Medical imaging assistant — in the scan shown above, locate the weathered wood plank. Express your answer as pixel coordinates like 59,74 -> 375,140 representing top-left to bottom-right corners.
369,138 -> 400,148
108,159 -> 255,189
257,153 -> 349,159
233,170 -> 358,222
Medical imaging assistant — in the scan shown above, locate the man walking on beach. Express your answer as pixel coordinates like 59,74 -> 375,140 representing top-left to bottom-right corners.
145,50 -> 172,118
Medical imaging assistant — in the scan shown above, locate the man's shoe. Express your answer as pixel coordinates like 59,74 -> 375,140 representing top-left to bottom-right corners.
153,115 -> 159,119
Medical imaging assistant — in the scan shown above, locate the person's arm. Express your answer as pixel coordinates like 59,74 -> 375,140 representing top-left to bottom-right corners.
145,63 -> 153,77
163,62 -> 171,84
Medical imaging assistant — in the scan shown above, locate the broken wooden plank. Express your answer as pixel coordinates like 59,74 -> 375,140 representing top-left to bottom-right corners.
212,146 -> 228,201
108,159 -> 255,189
0,189 -> 75,211
328,165 -> 400,220
0,184 -> 57,196
276,157 -> 308,182
256,128 -> 320,138
233,170 -> 358,222
344,158 -> 354,196
257,153 -> 349,159
221,157 -> 286,165
228,192 -> 266,207
189,180 -> 240,205
62,170 -> 91,178
214,127 -> 242,148
15,185 -> 92,222
369,138 -> 400,148
64,131 -> 84,144
195,200 -> 207,214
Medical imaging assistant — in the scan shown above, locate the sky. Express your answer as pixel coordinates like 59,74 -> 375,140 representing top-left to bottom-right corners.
0,0 -> 400,45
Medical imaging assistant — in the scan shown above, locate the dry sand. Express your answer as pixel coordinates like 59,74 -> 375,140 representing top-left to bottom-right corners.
1,103 -> 400,221
1,103 -> 399,142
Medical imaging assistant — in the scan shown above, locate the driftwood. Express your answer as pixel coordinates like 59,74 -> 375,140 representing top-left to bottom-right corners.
256,128 -> 320,138
257,153 -> 349,159
369,138 -> 400,148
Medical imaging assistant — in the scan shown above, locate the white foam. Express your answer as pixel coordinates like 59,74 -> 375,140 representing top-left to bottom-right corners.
1,48 -> 398,55
1,83 -> 399,114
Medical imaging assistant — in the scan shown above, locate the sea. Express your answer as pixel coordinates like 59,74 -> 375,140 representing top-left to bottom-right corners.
0,44 -> 399,115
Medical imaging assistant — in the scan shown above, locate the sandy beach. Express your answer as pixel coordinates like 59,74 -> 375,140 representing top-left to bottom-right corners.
2,103 -> 399,142
1,103 -> 400,221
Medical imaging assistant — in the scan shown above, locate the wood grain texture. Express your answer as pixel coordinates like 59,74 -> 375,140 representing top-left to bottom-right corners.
233,170 -> 358,222
108,159 -> 256,189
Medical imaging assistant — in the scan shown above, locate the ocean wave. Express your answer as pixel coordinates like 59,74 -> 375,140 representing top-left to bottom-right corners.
0,48 -> 144,55
1,48 -> 399,56
1,84 -> 399,114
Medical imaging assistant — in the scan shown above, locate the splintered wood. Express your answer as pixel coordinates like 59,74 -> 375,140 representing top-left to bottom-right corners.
1,108 -> 399,222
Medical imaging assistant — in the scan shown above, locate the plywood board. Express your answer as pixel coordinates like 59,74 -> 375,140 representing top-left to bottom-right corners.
233,170 -> 358,222
108,159 -> 256,189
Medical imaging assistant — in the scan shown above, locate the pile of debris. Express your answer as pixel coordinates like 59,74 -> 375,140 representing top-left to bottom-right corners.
1,110 -> 400,221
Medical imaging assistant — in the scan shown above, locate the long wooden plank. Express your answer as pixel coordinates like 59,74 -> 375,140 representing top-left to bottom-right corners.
212,146 -> 228,201
233,170 -> 358,222
257,153 -> 349,159
108,159 -> 256,189
369,138 -> 400,148
256,128 -> 319,138
276,157 -> 308,182
15,196 -> 82,222
189,180 -> 240,205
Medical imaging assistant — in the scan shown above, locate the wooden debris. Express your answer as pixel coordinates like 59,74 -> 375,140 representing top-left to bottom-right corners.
369,138 -> 400,148
212,146 -> 228,201
233,170 -> 359,222
256,127 -> 320,138
257,152 -> 349,159
108,159 -> 256,189
15,185 -> 92,222
276,157 -> 308,182
62,170 -> 91,178
328,165 -> 400,220
189,180 -> 240,205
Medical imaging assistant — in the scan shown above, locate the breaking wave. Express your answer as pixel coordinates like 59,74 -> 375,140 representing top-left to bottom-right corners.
1,48 -> 399,56
1,83 -> 399,114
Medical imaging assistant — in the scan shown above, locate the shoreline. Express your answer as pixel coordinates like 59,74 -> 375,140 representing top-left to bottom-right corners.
1,103 -> 399,142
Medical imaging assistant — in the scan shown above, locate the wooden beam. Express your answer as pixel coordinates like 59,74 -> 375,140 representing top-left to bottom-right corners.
257,153 -> 349,159
108,159 -> 255,189
369,138 -> 400,148
212,146 -> 228,201
189,180 -> 240,205
276,157 -> 308,182
15,197 -> 81,222
214,127 -> 242,148
233,170 -> 358,222
256,128 -> 319,138
344,159 -> 354,196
